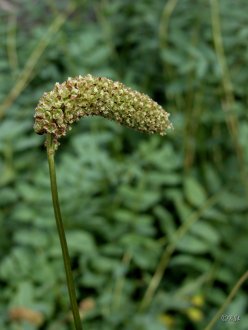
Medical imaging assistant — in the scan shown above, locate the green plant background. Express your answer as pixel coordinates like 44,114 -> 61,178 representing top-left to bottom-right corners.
0,0 -> 248,329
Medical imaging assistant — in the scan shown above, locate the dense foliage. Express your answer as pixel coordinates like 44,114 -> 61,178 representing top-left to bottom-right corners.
0,0 -> 247,329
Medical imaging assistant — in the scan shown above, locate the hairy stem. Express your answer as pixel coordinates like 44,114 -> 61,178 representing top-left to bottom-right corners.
46,134 -> 83,330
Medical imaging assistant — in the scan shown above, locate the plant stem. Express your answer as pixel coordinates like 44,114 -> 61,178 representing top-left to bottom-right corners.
204,270 -> 248,330
0,3 -> 76,119
46,134 -> 83,330
139,191 -> 222,311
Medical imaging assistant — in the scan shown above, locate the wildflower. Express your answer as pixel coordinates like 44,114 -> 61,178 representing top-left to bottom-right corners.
34,74 -> 172,148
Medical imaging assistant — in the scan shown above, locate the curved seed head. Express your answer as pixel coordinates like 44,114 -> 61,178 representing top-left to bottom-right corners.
34,75 -> 172,148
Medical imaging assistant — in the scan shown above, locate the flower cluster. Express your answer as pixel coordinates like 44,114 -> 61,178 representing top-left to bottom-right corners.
34,75 -> 172,147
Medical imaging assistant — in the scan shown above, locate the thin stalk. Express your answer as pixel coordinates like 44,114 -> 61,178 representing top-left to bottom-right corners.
204,270 -> 248,330
139,191 -> 223,311
0,3 -> 76,119
46,134 -> 83,330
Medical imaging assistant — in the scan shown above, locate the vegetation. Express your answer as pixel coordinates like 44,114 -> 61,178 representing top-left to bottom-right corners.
0,0 -> 247,329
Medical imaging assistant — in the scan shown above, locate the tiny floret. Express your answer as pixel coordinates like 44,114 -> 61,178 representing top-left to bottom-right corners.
34,75 -> 172,147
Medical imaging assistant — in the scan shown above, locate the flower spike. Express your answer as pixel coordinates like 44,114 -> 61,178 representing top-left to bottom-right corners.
34,74 -> 172,148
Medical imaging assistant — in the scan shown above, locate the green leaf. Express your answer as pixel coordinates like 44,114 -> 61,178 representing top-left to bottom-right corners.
170,255 -> 211,272
91,256 -> 120,273
184,177 -> 207,207
218,191 -> 248,212
11,281 -> 34,307
66,230 -> 96,255
119,185 -> 160,211
176,235 -> 209,254
0,188 -> 18,206
14,230 -> 48,248
190,222 -> 220,245
154,205 -> 176,238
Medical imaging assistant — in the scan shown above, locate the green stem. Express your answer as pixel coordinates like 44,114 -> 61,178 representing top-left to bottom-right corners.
204,270 -> 248,330
46,134 -> 83,330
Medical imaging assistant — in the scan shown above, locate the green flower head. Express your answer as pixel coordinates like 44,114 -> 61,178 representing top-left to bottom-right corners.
34,75 -> 172,147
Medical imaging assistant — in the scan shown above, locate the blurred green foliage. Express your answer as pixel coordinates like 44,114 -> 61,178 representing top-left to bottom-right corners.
0,0 -> 248,329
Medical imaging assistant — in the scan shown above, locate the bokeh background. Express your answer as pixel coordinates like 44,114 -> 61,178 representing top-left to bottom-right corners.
0,0 -> 248,329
